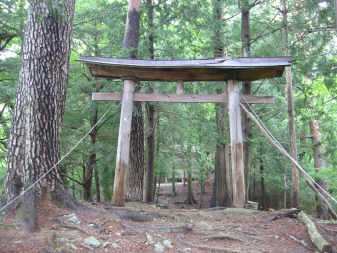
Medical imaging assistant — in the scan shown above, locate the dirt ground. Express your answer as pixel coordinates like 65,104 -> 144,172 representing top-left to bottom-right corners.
0,181 -> 336,253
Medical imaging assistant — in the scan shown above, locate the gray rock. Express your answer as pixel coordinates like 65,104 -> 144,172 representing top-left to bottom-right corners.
84,236 -> 101,248
67,213 -> 81,224
196,221 -> 213,231
222,208 -> 259,218
155,242 -> 165,253
163,240 -> 172,248
111,243 -> 119,248
103,242 -> 109,248
146,234 -> 155,245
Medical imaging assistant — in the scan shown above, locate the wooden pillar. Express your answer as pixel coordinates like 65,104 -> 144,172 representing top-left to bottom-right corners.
228,80 -> 245,208
112,78 -> 135,206
176,80 -> 184,94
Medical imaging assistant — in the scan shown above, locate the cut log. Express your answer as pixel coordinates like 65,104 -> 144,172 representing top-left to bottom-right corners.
261,208 -> 300,223
240,104 -> 337,220
298,212 -> 333,253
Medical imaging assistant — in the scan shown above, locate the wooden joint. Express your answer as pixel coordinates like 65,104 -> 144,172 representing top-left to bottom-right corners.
121,76 -> 138,82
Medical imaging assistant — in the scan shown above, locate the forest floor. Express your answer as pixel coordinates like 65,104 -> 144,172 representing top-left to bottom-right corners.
0,181 -> 336,253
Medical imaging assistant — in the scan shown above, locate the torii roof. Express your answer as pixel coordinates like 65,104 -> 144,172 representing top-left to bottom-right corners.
78,56 -> 292,82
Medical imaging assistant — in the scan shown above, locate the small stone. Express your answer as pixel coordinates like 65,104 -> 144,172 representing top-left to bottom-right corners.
146,234 -> 155,245
275,235 -> 279,239
115,232 -> 121,236
65,243 -> 78,250
67,213 -> 80,224
155,242 -> 165,253
196,221 -> 213,231
111,243 -> 119,248
234,227 -> 244,232
14,241 -> 22,244
88,224 -> 95,227
84,236 -> 101,248
103,242 -> 109,248
163,240 -> 172,248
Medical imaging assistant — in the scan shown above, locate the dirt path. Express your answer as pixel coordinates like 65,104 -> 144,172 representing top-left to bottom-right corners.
0,182 -> 336,252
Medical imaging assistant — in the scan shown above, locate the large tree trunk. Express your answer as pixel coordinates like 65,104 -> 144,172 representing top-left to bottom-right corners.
240,0 -> 252,202
211,0 -> 232,208
1,0 -> 78,233
282,0 -> 299,208
144,0 -> 155,202
214,103 -> 232,207
122,0 -> 144,201
310,119 -> 330,220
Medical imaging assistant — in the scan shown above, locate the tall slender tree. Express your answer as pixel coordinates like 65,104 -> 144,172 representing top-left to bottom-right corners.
310,119 -> 330,220
143,0 -> 156,202
210,0 -> 232,208
1,0 -> 78,232
240,0 -> 252,202
282,0 -> 299,208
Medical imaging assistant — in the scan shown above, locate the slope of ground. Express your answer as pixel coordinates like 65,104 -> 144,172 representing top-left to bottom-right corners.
0,182 -> 336,253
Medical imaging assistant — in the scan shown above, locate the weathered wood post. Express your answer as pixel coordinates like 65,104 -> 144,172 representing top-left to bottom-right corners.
176,80 -> 184,94
228,80 -> 245,207
112,78 -> 136,206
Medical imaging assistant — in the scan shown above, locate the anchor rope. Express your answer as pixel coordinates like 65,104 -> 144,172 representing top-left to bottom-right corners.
0,102 -> 115,213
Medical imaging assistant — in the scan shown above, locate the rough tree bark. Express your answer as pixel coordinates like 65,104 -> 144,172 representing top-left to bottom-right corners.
210,0 -> 232,208
310,119 -> 330,220
123,0 -> 144,201
282,0 -> 299,208
240,0 -> 252,202
259,153 -> 266,210
1,0 -> 79,233
144,0 -> 155,202
83,106 -> 99,201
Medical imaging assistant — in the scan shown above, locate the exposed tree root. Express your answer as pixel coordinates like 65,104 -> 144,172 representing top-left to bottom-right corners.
51,181 -> 87,210
282,232 -> 312,250
133,223 -> 194,233
15,191 -> 37,233
184,196 -> 198,206
80,243 -> 94,251
47,232 -> 56,252
203,207 -> 227,212
90,221 -> 104,233
202,234 -> 243,242
318,223 -> 337,234
120,222 -> 146,235
176,234 -> 258,253
53,217 -> 92,235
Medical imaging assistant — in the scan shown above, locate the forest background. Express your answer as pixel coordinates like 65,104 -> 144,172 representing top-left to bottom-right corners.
0,0 -> 336,214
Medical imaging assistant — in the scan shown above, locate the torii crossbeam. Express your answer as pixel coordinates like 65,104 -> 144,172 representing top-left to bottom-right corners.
79,56 -> 292,207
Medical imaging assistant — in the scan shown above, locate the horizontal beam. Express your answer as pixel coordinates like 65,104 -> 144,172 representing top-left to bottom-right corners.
92,92 -> 275,104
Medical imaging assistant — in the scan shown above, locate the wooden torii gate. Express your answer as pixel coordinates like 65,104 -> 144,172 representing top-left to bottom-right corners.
79,56 -> 291,208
